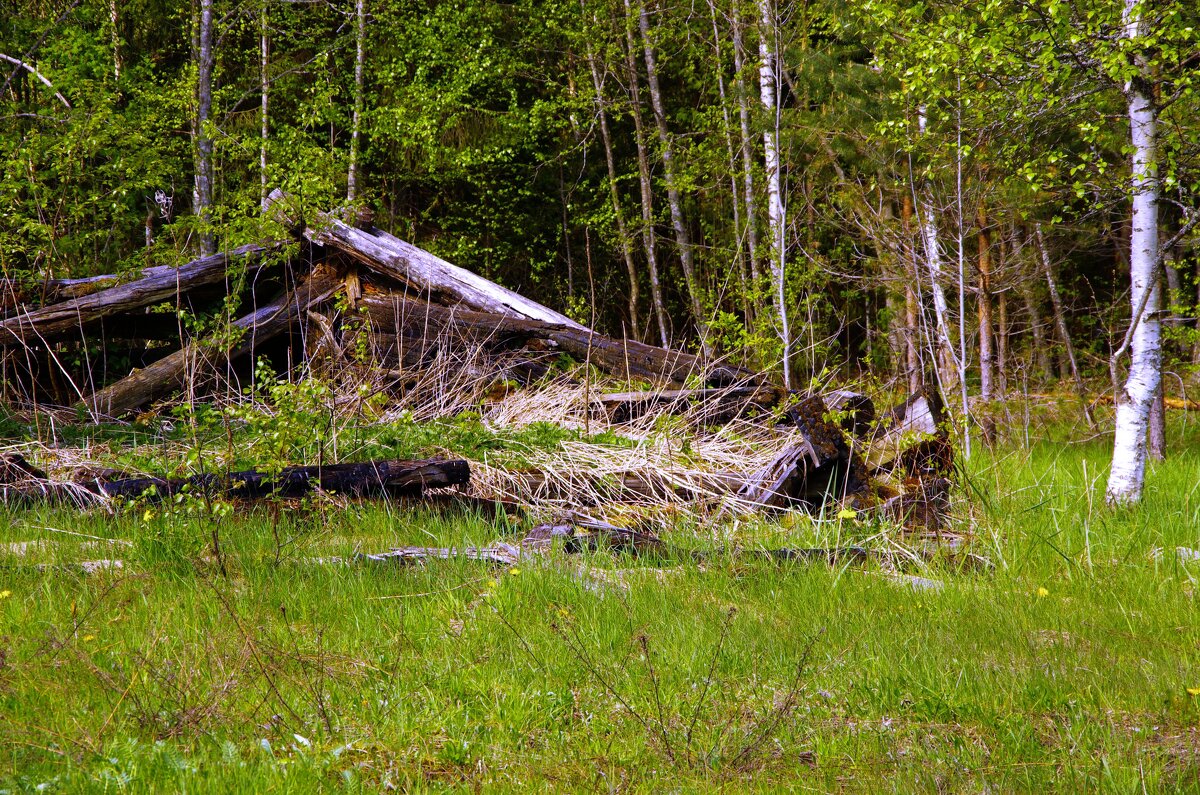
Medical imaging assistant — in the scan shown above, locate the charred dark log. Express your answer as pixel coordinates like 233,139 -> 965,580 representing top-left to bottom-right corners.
92,458 -> 469,501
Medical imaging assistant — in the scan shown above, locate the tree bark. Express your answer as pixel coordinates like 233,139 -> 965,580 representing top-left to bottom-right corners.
758,0 -> 790,387
260,0 -> 269,210
621,1 -> 669,346
585,39 -> 640,340
1106,0 -> 1161,504
346,0 -> 366,203
0,244 -> 277,344
977,205 -> 994,402
637,0 -> 711,353
195,0 -> 216,256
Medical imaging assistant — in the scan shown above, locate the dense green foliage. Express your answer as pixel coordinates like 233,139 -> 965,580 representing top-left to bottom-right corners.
5,0 -> 1197,382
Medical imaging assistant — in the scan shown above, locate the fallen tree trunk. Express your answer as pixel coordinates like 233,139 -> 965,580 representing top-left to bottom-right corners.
84,271 -> 341,417
266,188 -> 584,328
359,294 -> 757,387
0,244 -> 281,344
595,385 -> 786,424
91,458 -> 469,501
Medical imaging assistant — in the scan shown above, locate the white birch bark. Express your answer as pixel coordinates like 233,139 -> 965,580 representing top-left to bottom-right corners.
195,0 -> 215,257
347,0 -> 366,203
1106,0 -> 1161,504
915,107 -> 956,388
757,0 -> 790,387
260,0 -> 269,211
637,0 -> 712,353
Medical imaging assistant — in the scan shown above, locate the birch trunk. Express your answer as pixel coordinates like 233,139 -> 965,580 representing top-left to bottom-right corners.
915,109 -> 956,388
195,0 -> 215,256
1106,0 -> 1161,504
757,0 -> 790,387
637,0 -> 712,353
346,0 -> 366,203
731,0 -> 762,290
259,0 -> 269,211
621,1 -> 669,346
900,193 -> 922,392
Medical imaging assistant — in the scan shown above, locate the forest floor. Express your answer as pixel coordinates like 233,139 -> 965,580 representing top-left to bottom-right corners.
2,402 -> 1200,792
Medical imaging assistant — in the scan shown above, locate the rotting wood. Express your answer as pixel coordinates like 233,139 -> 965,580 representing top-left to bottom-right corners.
91,458 -> 469,501
738,395 -> 859,509
823,390 -> 875,436
860,386 -> 949,474
84,271 -> 341,417
0,244 -> 280,344
359,294 -> 757,387
524,512 -> 665,555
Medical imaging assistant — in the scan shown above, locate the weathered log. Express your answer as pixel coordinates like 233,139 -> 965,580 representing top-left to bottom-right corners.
737,396 -> 858,509
524,512 -> 665,555
84,271 -> 341,417
359,294 -> 757,387
595,385 -> 786,424
93,458 -> 470,501
0,244 -> 280,344
266,188 -> 583,328
861,386 -> 949,474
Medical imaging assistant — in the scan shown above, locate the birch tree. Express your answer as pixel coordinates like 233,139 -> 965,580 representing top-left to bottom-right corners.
757,0 -> 790,385
194,0 -> 216,256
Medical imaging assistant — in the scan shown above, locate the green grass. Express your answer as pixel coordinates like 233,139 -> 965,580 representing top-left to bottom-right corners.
3,414 -> 1200,792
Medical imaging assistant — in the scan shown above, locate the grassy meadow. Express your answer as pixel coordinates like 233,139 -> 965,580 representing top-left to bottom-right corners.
2,403 -> 1200,792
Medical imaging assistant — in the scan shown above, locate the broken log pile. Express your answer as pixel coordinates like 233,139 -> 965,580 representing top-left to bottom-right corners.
0,193 -> 956,533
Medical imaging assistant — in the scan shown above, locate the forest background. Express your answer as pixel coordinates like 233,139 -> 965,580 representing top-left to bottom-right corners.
3,0 -> 1199,501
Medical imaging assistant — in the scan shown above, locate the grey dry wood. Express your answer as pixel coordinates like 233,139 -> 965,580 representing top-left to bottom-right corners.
358,294 -> 757,387
84,271 -> 341,417
0,243 -> 279,344
266,188 -> 583,328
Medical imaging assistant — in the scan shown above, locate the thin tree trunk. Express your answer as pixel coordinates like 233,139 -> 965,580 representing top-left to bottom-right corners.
585,41 -> 640,340
346,0 -> 366,203
260,0 -> 269,211
1106,0 -> 1161,504
706,0 -> 749,321
995,234 -> 1009,397
1035,222 -> 1095,428
758,0 -> 790,387
195,0 -> 215,256
636,0 -> 711,353
977,205 -> 994,401
621,1 -> 668,346
915,109 -> 956,389
901,192 -> 921,392
109,0 -> 121,82
731,0 -> 762,292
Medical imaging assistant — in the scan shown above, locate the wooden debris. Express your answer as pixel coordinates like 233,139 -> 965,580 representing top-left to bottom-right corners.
595,385 -> 786,424
824,390 -> 875,436
0,244 -> 279,344
737,396 -> 860,509
91,458 -> 469,502
524,512 -> 665,555
359,294 -> 756,387
84,271 -> 341,416
267,188 -> 583,328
